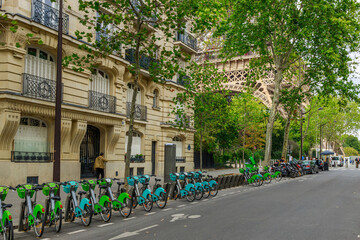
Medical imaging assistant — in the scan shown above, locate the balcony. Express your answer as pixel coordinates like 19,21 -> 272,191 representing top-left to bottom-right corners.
32,0 -> 69,34
89,91 -> 116,113
126,102 -> 147,121
130,0 -> 157,27
11,151 -> 53,163
130,155 -> 145,163
176,157 -> 186,163
23,73 -> 58,102
125,48 -> 157,71
177,74 -> 190,87
175,30 -> 198,52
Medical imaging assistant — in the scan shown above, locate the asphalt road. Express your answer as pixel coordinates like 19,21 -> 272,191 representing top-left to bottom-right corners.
13,168 -> 360,240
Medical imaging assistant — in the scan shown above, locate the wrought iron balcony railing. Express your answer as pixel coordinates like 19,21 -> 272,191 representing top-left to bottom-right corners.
177,74 -> 190,86
130,155 -> 145,163
23,73 -> 57,102
176,157 -> 186,163
126,102 -> 147,121
11,151 -> 53,163
125,48 -> 157,71
89,91 -> 116,113
32,0 -> 69,34
176,30 -> 198,51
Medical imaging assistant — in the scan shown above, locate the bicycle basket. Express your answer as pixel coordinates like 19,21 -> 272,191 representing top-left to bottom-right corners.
0,187 -> 9,201
179,174 -> 185,180
43,182 -> 59,196
62,181 -> 78,194
17,185 -> 34,199
127,177 -> 135,186
170,173 -> 177,181
264,166 -> 269,171
139,175 -> 150,184
239,168 -> 245,174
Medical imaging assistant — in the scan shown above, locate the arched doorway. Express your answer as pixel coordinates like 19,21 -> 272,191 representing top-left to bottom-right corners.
80,125 -> 100,178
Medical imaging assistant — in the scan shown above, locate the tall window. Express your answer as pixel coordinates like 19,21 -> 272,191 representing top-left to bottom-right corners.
91,69 -> 110,95
153,89 -> 159,107
127,83 -> 141,104
125,131 -> 142,155
25,47 -> 55,80
173,136 -> 183,157
14,117 -> 48,153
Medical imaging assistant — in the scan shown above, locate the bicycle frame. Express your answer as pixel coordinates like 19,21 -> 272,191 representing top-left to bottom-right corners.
63,182 -> 90,217
0,188 -> 12,234
43,183 -> 63,223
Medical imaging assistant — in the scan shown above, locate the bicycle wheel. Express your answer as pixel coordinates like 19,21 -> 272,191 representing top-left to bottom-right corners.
19,202 -> 28,231
119,198 -> 132,218
64,196 -> 75,222
210,184 -> 218,197
33,211 -> 45,237
186,188 -> 195,202
2,218 -> 13,240
81,204 -> 93,226
202,185 -> 210,198
173,186 -> 179,200
143,195 -> 153,212
264,175 -> 272,184
275,173 -> 282,182
100,201 -> 112,222
54,207 -> 62,233
194,187 -> 203,200
155,192 -> 168,209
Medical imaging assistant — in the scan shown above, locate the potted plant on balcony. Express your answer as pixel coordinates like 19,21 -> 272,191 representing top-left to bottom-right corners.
135,154 -> 144,162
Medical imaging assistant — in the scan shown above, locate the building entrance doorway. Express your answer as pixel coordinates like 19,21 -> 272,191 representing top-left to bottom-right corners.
80,125 -> 100,178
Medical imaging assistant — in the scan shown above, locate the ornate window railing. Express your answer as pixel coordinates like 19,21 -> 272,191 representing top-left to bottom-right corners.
130,155 -> 145,163
23,73 -> 58,102
32,0 -> 69,34
89,91 -> 116,113
126,102 -> 147,121
176,30 -> 198,51
11,151 -> 53,163
176,157 -> 186,163
125,48 -> 157,71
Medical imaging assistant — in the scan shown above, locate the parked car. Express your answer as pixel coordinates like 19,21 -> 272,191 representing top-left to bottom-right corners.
331,156 -> 343,167
314,159 -> 324,171
301,160 -> 319,174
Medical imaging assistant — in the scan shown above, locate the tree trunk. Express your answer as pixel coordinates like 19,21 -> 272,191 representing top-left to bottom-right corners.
263,70 -> 282,165
242,100 -> 246,166
281,116 -> 291,160
124,35 -> 141,187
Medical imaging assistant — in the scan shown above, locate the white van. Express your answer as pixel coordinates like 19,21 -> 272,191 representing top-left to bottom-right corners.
331,156 -> 343,167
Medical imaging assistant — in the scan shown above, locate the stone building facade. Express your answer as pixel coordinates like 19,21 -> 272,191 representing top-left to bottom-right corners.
0,0 -> 197,185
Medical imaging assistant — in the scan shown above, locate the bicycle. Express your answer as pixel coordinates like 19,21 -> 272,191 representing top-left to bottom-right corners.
42,182 -> 63,232
170,173 -> 195,202
62,181 -> 92,226
97,178 -> 132,218
261,166 -> 272,184
270,165 -> 282,182
201,173 -> 218,197
0,186 -> 15,240
127,176 -> 153,212
16,184 -> 46,237
187,172 -> 203,200
80,180 -> 112,222
139,175 -> 168,209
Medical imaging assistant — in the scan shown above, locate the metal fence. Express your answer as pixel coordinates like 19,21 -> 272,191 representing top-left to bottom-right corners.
126,102 -> 147,121
130,155 -> 145,163
125,48 -> 157,71
89,90 -> 116,113
32,0 -> 69,34
176,157 -> 186,163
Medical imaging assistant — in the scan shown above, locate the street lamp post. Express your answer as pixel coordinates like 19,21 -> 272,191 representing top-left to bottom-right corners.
53,0 -> 63,182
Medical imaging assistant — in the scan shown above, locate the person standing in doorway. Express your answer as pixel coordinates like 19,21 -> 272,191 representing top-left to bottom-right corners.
94,152 -> 107,179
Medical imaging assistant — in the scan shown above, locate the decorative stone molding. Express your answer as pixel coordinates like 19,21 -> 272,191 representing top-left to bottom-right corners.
107,125 -> 122,154
70,120 -> 87,154
61,119 -> 72,153
0,110 -> 20,151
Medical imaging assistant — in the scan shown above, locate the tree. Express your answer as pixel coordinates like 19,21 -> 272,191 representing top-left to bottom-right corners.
69,0 -> 194,184
344,147 -> 359,157
344,135 -> 360,152
193,0 -> 360,164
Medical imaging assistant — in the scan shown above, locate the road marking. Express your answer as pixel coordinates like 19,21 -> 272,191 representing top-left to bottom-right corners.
190,202 -> 199,204
98,223 -> 114,228
123,216 -> 136,221
202,199 -> 209,202
109,225 -> 159,240
170,213 -> 187,222
68,229 -> 85,235
145,212 -> 156,216
188,215 -> 201,219
178,204 -> 186,208
162,208 -> 172,211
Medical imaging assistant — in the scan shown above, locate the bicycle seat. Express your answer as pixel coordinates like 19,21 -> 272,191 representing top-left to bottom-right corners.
51,196 -> 61,201
78,191 -> 87,195
117,182 -> 125,185
2,203 -> 12,209
155,178 -> 161,182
